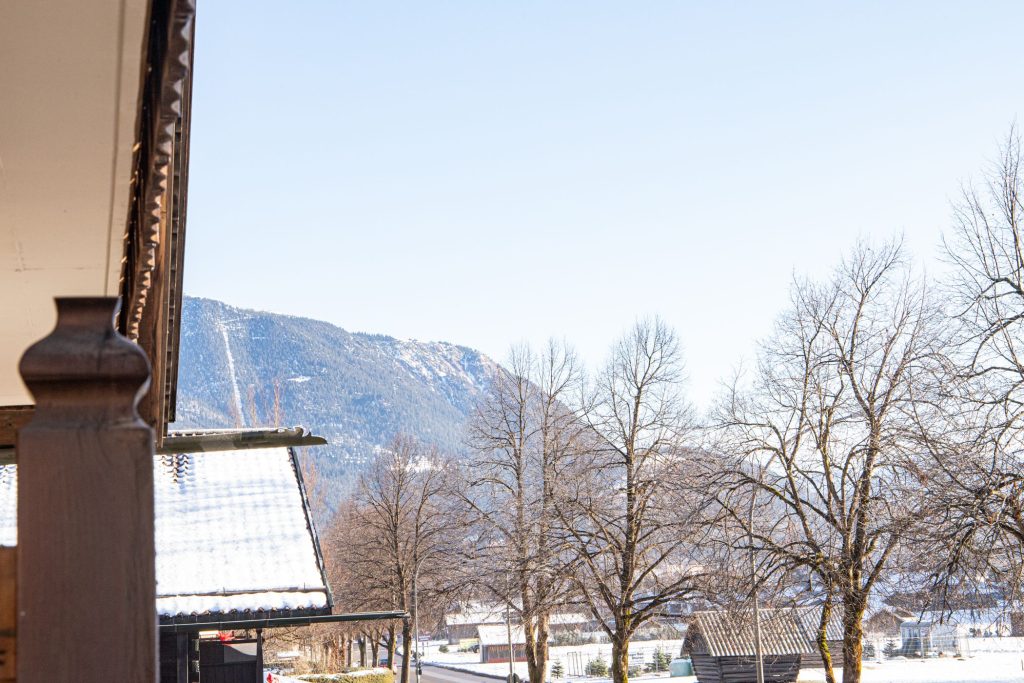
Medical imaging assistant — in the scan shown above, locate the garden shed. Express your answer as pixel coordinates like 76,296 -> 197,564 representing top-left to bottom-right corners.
793,606 -> 844,670
683,609 -> 815,683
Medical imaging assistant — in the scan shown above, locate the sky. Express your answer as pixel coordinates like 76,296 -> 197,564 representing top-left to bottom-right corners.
184,1 -> 1024,410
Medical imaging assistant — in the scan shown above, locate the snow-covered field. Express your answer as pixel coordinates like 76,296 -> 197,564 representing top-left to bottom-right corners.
798,654 -> 1024,683
424,643 -> 1024,683
424,640 -> 682,679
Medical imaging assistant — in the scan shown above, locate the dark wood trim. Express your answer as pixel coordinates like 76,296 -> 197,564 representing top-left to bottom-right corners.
158,610 -> 409,633
0,547 -> 14,683
122,0 -> 196,443
17,297 -> 155,682
0,407 -> 32,449
160,605 -> 329,627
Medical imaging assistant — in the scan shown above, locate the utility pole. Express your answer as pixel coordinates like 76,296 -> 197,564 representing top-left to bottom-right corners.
506,572 -> 516,683
749,486 -> 765,683
414,560 -> 422,683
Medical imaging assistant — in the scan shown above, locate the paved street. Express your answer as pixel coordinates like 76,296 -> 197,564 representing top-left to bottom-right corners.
395,654 -> 502,683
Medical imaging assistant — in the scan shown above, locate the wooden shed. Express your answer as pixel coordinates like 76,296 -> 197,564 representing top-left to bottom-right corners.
683,609 -> 815,683
793,606 -> 844,670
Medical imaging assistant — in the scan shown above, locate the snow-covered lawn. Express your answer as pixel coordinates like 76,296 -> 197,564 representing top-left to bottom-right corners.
798,654 -> 1024,682
424,646 -> 1024,683
266,669 -> 394,683
423,640 -> 682,680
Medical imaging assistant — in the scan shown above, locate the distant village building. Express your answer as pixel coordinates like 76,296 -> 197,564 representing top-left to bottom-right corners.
899,618 -> 960,657
445,603 -> 509,644
477,624 -> 529,664
549,612 -> 590,636
898,608 -> 1011,657
864,608 -> 914,639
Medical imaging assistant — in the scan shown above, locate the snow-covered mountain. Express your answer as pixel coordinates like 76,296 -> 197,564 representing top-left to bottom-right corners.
174,297 -> 497,513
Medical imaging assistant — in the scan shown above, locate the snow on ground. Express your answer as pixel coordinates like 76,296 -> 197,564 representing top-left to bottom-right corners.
424,640 -> 682,680
425,642 -> 1024,683
265,674 -> 305,683
798,654 -> 1024,682
265,668 -> 392,682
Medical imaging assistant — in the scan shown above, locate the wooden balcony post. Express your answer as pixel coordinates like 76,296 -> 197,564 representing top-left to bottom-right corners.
16,297 -> 155,682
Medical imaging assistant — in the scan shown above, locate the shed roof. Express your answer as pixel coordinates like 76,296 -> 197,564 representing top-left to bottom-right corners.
0,446 -> 330,623
687,607 -> 832,657
793,605 -> 844,642
446,603 -> 507,626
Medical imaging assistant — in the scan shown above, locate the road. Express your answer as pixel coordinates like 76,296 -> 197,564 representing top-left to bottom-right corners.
394,654 -> 503,683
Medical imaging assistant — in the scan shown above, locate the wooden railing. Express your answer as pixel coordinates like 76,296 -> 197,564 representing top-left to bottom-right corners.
16,298 -> 155,682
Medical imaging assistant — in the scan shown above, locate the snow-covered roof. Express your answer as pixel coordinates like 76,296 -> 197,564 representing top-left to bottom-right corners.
0,447 -> 330,622
446,604 -> 507,626
477,623 -> 525,646
550,612 -> 588,625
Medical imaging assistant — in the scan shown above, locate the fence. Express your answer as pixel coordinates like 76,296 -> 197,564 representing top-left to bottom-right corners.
856,634 -> 1024,662
555,644 -> 678,678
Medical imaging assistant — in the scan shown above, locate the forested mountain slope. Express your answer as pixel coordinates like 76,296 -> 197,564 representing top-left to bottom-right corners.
174,297 -> 497,514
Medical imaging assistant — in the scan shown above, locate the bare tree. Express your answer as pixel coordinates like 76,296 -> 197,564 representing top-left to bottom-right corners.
328,435 -> 459,683
557,318 -> 707,683
462,341 -> 584,683
945,127 -> 1024,424
711,240 -> 943,683
933,128 -> 1024,598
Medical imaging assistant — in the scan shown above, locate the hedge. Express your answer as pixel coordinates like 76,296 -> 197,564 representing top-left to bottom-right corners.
300,669 -> 395,683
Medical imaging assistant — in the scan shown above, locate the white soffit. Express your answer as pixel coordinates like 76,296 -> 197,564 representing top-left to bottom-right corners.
0,1 -> 149,405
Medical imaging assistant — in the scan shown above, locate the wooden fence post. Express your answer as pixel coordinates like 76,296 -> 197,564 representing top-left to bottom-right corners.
16,297 -> 155,681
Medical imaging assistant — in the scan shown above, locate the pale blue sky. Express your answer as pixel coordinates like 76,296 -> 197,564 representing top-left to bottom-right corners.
184,1 -> 1024,408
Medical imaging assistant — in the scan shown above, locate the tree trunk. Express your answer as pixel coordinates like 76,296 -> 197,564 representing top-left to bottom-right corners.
524,614 -> 547,683
818,602 -> 837,683
360,635 -> 368,667
371,632 -> 381,667
401,620 -> 413,683
387,625 -> 398,672
611,637 -> 630,683
841,597 -> 867,683
535,614 -> 550,683
346,634 -> 354,668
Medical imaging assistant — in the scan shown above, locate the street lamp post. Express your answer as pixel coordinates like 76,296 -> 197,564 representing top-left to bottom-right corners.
505,572 -> 516,683
749,475 -> 765,683
414,560 -> 423,683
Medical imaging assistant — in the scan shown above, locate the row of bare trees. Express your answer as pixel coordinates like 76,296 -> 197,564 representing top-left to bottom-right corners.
462,325 -> 718,683
703,129 -> 1024,683
325,130 -> 1024,683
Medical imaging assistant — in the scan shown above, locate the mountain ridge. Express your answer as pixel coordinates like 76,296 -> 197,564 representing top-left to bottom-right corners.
175,296 -> 498,514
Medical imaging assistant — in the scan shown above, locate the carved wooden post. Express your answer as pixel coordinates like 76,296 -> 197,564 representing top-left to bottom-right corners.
16,297 -> 155,681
